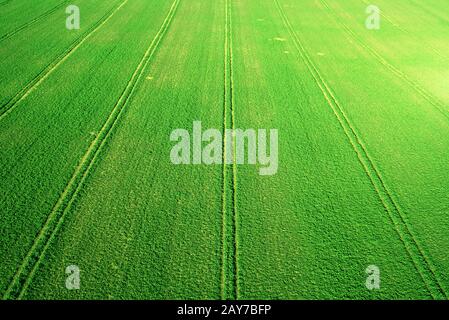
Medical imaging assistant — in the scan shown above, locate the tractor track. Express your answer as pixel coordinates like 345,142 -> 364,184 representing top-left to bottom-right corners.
319,0 -> 449,124
0,0 -> 128,122
275,0 -> 447,299
2,0 -> 181,300
359,0 -> 447,60
0,0 -> 71,43
221,0 -> 239,300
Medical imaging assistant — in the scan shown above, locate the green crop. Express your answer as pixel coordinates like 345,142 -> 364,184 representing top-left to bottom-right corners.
1,0 -> 448,300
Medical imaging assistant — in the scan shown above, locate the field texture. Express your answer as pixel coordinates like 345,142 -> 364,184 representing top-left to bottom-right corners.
1,0 -> 448,299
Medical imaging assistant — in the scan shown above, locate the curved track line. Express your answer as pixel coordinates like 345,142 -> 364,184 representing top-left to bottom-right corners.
319,0 -> 448,297
320,0 -> 449,124
0,0 -> 128,122
275,0 -> 447,299
359,0 -> 447,61
0,0 -> 71,42
2,0 -> 180,300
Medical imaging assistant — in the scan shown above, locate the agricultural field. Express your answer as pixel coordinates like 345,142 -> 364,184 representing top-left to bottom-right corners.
0,0 -> 448,300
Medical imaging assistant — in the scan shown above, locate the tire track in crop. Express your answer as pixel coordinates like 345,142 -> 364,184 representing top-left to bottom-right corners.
320,0 -> 449,296
0,0 -> 71,43
274,0 -> 447,299
220,0 -> 229,298
221,0 -> 239,300
359,0 -> 447,61
320,0 -> 449,124
320,0 -> 448,299
229,0 -> 239,300
2,0 -> 181,300
0,0 -> 128,122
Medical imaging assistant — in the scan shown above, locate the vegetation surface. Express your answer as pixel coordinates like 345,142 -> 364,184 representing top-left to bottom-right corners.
1,0 -> 448,299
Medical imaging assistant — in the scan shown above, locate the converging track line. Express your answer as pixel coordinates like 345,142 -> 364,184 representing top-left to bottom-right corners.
359,0 -> 447,60
274,0 -> 447,299
0,0 -> 71,43
229,0 -> 239,301
0,0 -> 128,122
319,0 -> 448,297
2,0 -> 181,300
320,0 -> 449,124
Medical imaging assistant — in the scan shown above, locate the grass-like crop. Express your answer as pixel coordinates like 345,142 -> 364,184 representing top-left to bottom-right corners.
1,0 -> 448,300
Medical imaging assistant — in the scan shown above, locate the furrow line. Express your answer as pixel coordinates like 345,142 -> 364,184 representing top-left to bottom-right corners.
228,0 -> 239,300
0,0 -> 128,122
0,0 -> 12,7
319,0 -> 448,298
0,0 -> 71,43
2,0 -> 180,300
359,0 -> 446,60
409,0 -> 449,25
274,0 -> 447,299
221,0 -> 238,301
320,0 -> 449,123
220,0 -> 229,299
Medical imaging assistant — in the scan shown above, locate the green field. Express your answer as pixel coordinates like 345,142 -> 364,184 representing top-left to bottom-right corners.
1,0 -> 448,300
